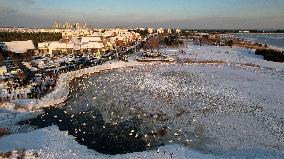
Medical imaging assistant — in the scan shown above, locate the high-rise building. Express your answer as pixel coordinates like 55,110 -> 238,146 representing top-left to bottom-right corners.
63,21 -> 72,29
83,22 -> 87,29
51,21 -> 87,29
52,21 -> 61,29
75,22 -> 80,30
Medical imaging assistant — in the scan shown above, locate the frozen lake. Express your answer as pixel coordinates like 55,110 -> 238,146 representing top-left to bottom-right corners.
1,44 -> 284,158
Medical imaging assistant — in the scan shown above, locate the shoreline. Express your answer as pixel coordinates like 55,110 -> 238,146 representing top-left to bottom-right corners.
1,45 -> 283,112
0,44 -> 283,128
0,60 -> 146,133
1,60 -> 144,110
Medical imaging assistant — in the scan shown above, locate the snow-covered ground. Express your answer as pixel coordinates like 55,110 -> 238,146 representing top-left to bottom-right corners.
0,126 -> 222,159
1,44 -> 284,158
2,126 -> 282,159
161,44 -> 284,71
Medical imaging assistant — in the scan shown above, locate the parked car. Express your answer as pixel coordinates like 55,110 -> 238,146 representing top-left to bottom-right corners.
90,57 -> 102,66
102,52 -> 116,60
75,57 -> 90,65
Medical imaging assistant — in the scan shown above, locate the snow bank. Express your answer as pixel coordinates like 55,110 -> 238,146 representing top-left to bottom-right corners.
1,126 -> 282,159
0,126 -> 220,159
36,60 -> 145,108
0,102 -> 39,133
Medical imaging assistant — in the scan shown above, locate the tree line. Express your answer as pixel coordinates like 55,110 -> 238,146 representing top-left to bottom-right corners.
163,34 -> 183,46
131,29 -> 149,38
255,49 -> 284,62
0,32 -> 62,48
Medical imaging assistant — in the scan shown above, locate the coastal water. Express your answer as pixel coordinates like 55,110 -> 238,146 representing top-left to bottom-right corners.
234,33 -> 284,49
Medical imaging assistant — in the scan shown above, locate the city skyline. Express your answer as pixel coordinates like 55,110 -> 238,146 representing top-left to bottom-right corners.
0,0 -> 284,29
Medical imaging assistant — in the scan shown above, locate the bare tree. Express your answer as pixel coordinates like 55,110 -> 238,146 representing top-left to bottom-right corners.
148,37 -> 159,52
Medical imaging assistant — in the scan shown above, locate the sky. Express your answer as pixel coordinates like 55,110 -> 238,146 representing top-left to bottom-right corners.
0,0 -> 284,29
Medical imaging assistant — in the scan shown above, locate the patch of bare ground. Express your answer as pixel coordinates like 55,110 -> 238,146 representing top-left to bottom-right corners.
0,128 -> 9,136
0,149 -> 39,159
240,63 -> 261,68
184,59 -> 227,64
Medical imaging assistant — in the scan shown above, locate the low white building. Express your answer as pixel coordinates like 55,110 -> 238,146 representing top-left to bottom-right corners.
0,66 -> 7,75
81,36 -> 101,43
38,29 -> 141,56
81,42 -> 104,50
147,28 -> 154,34
157,28 -> 164,34
38,42 -> 50,55
49,41 -> 74,54
3,40 -> 35,53
90,32 -> 102,37
176,29 -> 181,34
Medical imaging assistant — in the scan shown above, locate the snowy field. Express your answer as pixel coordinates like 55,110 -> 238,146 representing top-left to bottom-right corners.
0,126 -> 223,159
0,44 -> 284,158
161,44 -> 284,71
